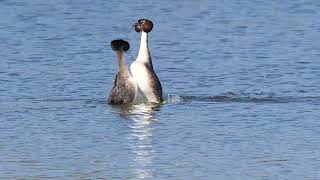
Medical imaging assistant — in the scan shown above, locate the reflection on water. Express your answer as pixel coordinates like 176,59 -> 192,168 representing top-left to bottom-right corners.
112,104 -> 161,179
2,0 -> 320,178
116,103 -> 161,122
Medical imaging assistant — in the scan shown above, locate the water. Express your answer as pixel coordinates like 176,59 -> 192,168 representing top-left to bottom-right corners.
1,0 -> 320,179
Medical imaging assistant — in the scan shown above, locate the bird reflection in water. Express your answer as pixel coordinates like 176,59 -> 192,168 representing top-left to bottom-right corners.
112,103 -> 161,179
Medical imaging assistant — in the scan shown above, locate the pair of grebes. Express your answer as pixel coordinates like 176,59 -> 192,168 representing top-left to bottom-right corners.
108,19 -> 163,105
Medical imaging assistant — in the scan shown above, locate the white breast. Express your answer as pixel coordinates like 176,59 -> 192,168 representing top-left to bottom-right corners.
127,75 -> 140,103
130,61 -> 158,103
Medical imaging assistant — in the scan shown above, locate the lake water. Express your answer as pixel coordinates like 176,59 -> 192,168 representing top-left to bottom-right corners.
1,0 -> 320,179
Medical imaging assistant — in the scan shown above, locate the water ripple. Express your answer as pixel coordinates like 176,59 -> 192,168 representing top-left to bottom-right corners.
167,93 -> 320,104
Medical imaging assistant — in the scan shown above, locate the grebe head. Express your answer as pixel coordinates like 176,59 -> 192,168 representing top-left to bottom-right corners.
134,19 -> 153,33
110,39 -> 130,52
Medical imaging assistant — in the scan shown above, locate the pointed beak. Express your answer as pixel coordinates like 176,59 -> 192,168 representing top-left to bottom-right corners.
134,22 -> 142,33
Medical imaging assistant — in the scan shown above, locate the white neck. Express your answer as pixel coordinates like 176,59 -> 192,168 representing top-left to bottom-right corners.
136,32 -> 151,64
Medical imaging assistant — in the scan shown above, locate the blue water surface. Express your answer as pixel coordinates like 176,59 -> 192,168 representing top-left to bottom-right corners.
1,0 -> 320,179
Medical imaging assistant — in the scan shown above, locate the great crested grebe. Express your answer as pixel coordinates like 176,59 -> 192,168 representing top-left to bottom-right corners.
108,39 -> 138,105
130,19 -> 163,103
